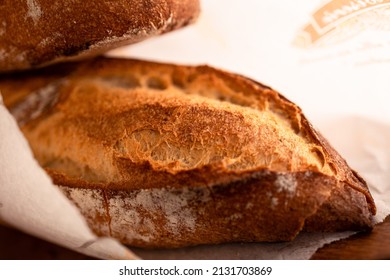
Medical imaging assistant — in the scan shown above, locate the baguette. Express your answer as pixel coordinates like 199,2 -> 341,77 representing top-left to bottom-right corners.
0,57 -> 376,248
0,0 -> 199,72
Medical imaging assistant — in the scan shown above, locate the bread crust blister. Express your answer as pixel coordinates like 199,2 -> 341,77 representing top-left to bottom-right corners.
0,57 -> 376,248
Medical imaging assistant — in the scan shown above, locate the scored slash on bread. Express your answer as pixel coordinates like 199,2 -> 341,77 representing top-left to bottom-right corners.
0,57 -> 376,248
0,0 -> 200,72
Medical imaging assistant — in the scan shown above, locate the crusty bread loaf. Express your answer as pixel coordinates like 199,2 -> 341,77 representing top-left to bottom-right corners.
0,0 -> 199,73
0,57 -> 376,248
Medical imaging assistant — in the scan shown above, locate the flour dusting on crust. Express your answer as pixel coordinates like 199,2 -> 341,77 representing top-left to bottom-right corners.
0,21 -> 6,36
60,187 -> 110,236
275,173 -> 297,194
11,80 -> 63,126
26,0 -> 42,24
108,186 -> 211,244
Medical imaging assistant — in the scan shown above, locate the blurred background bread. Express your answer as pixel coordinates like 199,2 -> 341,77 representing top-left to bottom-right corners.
0,0 -> 200,72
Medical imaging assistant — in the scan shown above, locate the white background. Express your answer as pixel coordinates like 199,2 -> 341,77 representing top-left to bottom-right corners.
110,0 -> 390,123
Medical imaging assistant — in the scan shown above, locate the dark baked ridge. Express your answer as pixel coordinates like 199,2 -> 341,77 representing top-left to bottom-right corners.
0,0 -> 200,72
0,58 -> 376,248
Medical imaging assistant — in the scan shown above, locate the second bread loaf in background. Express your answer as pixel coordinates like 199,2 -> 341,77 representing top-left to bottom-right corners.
0,0 -> 200,72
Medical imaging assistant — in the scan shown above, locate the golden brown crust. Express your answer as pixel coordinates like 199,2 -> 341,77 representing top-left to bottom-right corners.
304,182 -> 373,232
0,57 -> 376,248
0,0 -> 200,72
